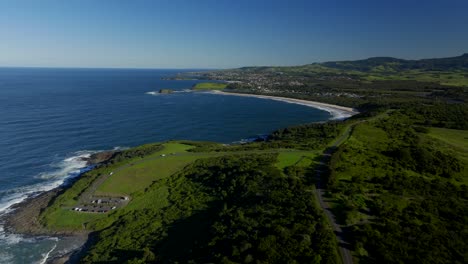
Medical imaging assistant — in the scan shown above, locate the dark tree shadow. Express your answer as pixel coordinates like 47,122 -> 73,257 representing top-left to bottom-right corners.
154,202 -> 220,263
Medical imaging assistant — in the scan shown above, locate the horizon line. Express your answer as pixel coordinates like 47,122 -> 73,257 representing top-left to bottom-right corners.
0,66 -> 221,71
1,52 -> 466,71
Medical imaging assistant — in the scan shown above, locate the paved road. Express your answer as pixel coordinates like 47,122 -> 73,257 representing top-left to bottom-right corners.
314,123 -> 358,264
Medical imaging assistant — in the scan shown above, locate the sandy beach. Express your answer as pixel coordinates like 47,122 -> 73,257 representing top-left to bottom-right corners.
208,90 -> 359,119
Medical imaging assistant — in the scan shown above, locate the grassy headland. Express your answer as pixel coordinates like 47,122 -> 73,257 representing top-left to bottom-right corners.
37,134 -> 340,263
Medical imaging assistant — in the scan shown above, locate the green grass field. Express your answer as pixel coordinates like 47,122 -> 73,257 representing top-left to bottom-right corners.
334,122 -> 390,181
97,155 -> 199,194
192,82 -> 228,90
40,139 -> 327,231
363,70 -> 468,87
96,142 -> 220,194
40,143 -> 207,229
427,127 -> 468,183
159,142 -> 195,153
272,64 -> 468,87
42,208 -> 105,230
428,127 -> 468,151
275,151 -> 318,170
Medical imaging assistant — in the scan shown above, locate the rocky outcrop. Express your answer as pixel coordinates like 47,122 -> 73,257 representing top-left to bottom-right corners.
159,89 -> 174,94
2,188 -> 84,236
2,150 -> 119,236
83,151 -> 118,165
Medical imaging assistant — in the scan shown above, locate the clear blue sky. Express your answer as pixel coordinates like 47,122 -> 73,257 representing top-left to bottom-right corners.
1,0 -> 467,68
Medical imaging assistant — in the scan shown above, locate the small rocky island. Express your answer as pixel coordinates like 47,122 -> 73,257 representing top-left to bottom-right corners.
159,89 -> 174,94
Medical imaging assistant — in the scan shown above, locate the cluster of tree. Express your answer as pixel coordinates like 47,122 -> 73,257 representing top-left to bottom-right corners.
402,102 -> 468,129
268,121 -> 343,149
187,122 -> 345,152
105,143 -> 163,165
429,86 -> 467,103
321,53 -> 468,72
355,175 -> 468,263
82,154 -> 338,263
326,111 -> 467,263
385,145 -> 462,178
372,112 -> 464,178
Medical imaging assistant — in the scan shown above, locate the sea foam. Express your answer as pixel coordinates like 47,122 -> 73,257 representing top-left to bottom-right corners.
145,89 -> 192,96
0,150 -> 101,218
0,149 -> 108,262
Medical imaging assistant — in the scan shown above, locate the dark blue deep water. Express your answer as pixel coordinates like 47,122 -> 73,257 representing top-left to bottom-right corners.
0,68 -> 330,263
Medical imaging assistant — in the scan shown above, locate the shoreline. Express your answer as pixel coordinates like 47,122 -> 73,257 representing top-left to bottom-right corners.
207,90 -> 359,119
0,187 -> 90,264
0,151 -> 118,264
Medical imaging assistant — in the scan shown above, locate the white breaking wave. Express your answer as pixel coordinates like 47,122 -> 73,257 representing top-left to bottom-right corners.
37,243 -> 57,264
0,225 -> 39,247
112,146 -> 128,151
232,135 -> 269,144
0,147 -> 129,218
0,251 -> 14,263
145,89 -> 193,96
35,150 -> 97,180
0,181 -> 62,216
174,89 -> 192,93
0,150 -> 100,218
0,150 -> 108,261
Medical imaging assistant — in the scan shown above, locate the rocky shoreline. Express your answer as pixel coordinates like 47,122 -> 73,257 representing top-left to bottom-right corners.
82,151 -> 118,166
0,186 -> 89,264
0,150 -> 118,263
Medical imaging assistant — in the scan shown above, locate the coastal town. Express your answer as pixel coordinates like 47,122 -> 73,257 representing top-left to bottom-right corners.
169,67 -> 370,106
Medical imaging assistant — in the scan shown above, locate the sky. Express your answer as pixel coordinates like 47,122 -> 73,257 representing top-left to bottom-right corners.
0,0 -> 467,68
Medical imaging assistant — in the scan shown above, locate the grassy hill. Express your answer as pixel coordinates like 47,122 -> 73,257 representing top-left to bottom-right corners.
199,54 -> 468,87
316,54 -> 468,86
38,128 -> 343,263
320,53 -> 468,72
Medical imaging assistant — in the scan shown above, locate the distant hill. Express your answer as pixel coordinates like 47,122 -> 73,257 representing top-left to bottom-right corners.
213,54 -> 468,87
190,54 -> 468,87
319,53 -> 468,72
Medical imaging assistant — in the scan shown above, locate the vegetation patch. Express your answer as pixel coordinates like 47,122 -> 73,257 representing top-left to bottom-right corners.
275,151 -> 318,170
82,154 -> 339,263
192,82 -> 228,90
326,111 -> 468,263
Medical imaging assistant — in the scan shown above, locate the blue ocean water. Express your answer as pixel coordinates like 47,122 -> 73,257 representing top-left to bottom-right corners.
0,68 -> 331,263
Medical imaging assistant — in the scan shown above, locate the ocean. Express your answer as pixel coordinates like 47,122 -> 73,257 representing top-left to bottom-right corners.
0,68 -> 331,263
